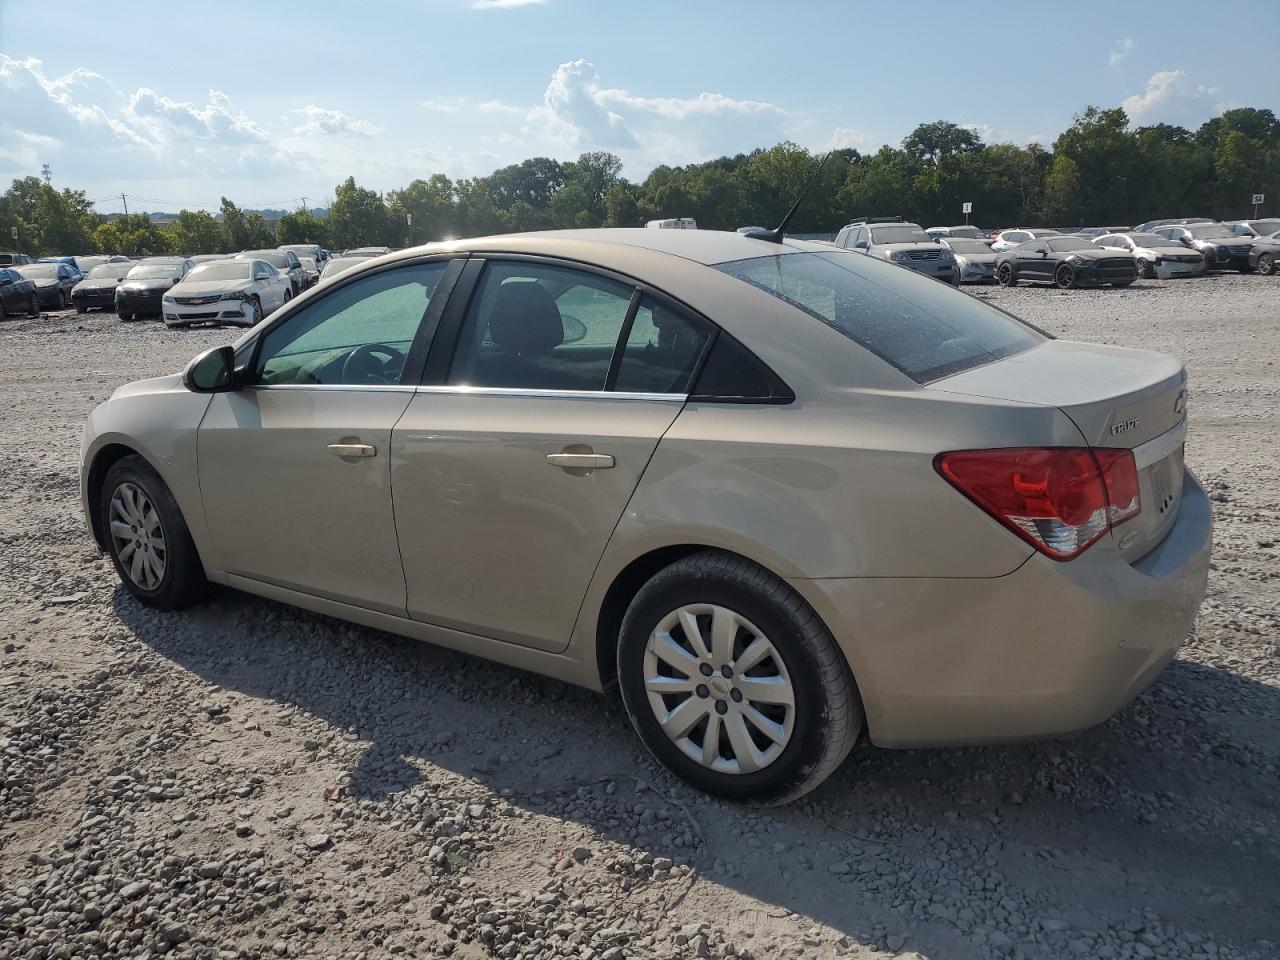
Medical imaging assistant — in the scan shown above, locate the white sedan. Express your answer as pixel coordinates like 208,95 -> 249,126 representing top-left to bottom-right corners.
162,259 -> 292,328
1093,233 -> 1207,280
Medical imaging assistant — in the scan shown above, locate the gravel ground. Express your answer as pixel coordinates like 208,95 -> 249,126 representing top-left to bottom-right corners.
1,274 -> 1277,960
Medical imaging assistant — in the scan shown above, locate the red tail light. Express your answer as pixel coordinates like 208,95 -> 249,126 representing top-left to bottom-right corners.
935,447 -> 1141,560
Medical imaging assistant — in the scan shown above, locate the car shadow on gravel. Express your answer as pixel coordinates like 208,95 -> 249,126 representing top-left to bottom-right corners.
113,585 -> 1280,958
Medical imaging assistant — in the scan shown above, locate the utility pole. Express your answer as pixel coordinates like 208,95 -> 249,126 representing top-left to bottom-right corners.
299,196 -> 308,212
121,194 -> 129,217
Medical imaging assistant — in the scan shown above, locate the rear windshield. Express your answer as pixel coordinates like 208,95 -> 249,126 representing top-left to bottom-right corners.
716,251 -> 1043,383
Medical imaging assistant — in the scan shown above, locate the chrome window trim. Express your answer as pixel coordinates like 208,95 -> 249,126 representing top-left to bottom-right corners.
1132,418 -> 1187,470
416,385 -> 686,402
241,383 -> 686,402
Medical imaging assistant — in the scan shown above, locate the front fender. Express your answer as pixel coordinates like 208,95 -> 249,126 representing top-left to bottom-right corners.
81,382 -> 215,572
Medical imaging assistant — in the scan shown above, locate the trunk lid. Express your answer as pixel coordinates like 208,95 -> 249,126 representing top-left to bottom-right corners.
928,340 -> 1188,562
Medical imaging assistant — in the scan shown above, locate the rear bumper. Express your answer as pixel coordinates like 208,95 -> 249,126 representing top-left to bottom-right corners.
791,470 -> 1212,748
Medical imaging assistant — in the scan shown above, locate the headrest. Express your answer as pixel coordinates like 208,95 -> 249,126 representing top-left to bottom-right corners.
487,282 -> 563,355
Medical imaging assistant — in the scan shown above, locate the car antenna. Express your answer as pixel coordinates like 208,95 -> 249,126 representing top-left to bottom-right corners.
739,151 -> 834,244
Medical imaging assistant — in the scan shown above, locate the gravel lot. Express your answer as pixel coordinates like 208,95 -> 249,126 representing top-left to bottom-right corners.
1,274 -> 1277,960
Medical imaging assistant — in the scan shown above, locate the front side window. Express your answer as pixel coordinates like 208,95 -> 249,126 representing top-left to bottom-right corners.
448,261 -> 635,391
716,251 -> 1043,384
255,261 -> 447,386
614,295 -> 711,393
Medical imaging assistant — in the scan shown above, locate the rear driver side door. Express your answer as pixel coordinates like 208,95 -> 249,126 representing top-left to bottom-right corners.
391,258 -> 712,652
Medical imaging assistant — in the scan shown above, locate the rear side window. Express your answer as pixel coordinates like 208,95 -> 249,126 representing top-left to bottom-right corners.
716,251 -> 1043,384
613,294 -> 711,394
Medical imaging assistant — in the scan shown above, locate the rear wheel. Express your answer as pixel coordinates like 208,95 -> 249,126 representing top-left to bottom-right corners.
0,298 -> 6,320
1054,264 -> 1076,289
996,263 -> 1017,287
617,551 -> 862,804
100,455 -> 206,610
119,312 -> 136,322
1138,259 -> 1155,279
1258,252 -> 1276,276
75,303 -> 86,314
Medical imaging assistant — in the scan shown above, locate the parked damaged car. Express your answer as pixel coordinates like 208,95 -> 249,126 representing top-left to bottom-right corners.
1093,233 -> 1206,280
995,236 -> 1138,289
72,262 -> 135,313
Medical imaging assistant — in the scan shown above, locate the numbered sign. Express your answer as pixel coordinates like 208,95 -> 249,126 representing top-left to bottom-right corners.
962,202 -> 973,214
1253,194 -> 1265,205
9,226 -> 16,240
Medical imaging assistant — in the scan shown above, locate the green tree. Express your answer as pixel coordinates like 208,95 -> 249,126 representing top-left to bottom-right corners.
98,214 -> 173,257
387,174 -> 456,242
172,209 -> 226,254
219,197 -> 252,250
1042,155 -> 1082,224
328,177 -> 390,249
275,209 -> 328,247
902,121 -> 984,165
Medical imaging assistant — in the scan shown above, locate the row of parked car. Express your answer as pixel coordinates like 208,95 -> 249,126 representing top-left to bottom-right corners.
828,215 -> 1280,289
0,243 -> 400,327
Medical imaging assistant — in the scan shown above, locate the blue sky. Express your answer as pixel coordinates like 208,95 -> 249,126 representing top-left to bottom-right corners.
2,0 -> 1276,213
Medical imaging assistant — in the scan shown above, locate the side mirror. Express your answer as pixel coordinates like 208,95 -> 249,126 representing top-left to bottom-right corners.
183,345 -> 235,393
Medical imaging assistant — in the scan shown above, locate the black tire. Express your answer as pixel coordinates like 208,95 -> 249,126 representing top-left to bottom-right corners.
99,455 -> 206,610
1258,253 -> 1276,276
0,297 -> 6,321
617,550 -> 863,804
1138,259 -> 1155,279
249,296 -> 263,324
119,311 -> 136,322
1054,264 -> 1076,289
996,263 -> 1016,287
75,303 -> 87,314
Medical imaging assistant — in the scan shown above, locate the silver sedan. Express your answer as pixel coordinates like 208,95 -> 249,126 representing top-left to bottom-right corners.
81,229 -> 1211,803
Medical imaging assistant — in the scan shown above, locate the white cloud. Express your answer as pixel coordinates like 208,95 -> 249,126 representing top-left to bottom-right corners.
472,0 -> 543,8
523,59 -> 789,168
1109,37 -> 1134,68
1122,69 -> 1222,127
291,104 -> 381,137
815,127 -> 877,153
126,88 -> 268,146
420,97 -> 464,113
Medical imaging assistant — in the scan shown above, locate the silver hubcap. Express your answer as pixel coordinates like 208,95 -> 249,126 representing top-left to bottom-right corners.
643,604 -> 795,775
108,482 -> 167,590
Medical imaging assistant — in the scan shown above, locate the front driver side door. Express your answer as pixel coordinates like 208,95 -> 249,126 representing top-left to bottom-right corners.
196,258 -> 458,613
1018,241 -> 1048,280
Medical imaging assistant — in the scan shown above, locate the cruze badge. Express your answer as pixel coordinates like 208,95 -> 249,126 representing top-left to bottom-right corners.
1111,417 -> 1140,437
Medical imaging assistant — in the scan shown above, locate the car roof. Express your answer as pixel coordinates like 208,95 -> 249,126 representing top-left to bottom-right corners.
402,228 -> 837,267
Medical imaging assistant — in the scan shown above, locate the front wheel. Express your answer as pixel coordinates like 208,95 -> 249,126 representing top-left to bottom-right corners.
119,312 -> 136,322
996,263 -> 1017,287
100,455 -> 206,610
1258,253 -> 1276,276
617,551 -> 862,804
75,303 -> 87,314
1139,259 -> 1155,279
1054,264 -> 1076,289
249,296 -> 263,324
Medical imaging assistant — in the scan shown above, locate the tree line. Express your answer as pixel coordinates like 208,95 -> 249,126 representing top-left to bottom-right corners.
2,105 -> 1276,258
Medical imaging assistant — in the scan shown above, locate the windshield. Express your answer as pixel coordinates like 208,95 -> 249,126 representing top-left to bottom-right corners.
322,257 -> 366,275
241,251 -> 288,267
86,265 -> 131,280
944,240 -> 991,255
299,257 -> 317,270
1248,220 -> 1280,235
17,265 -> 60,279
1128,233 -> 1182,248
1187,225 -> 1233,240
1047,238 -> 1096,252
126,263 -> 183,280
188,262 -> 252,282
869,225 -> 931,245
716,251 -> 1042,383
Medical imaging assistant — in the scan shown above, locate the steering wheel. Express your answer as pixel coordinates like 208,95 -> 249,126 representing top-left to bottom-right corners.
341,342 -> 406,384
